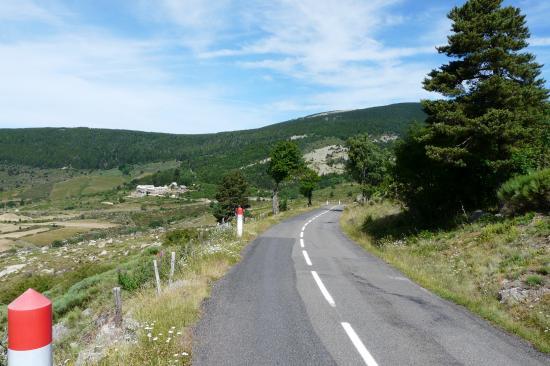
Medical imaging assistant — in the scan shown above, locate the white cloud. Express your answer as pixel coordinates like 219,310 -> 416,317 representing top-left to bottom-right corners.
193,0 -> 438,112
137,0 -> 234,51
0,0 -> 64,23
0,34 -> 269,133
530,37 -> 550,47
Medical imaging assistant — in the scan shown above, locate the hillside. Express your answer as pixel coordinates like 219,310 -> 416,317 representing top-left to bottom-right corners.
0,103 -> 425,185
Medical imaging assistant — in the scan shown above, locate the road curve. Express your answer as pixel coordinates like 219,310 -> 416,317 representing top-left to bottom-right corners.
193,206 -> 549,366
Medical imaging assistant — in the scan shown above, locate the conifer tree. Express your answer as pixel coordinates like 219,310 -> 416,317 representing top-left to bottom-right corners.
395,0 -> 549,219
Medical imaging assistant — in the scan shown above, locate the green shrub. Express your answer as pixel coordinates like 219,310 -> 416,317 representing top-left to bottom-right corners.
0,275 -> 55,305
525,275 -> 544,287
279,198 -> 288,212
164,228 -> 200,246
497,169 -> 550,215
51,239 -> 64,248
117,260 -> 154,291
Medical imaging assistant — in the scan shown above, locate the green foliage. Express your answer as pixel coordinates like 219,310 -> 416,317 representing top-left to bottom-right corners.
212,170 -> 249,222
299,168 -> 320,206
525,275 -> 543,287
0,275 -> 54,305
118,164 -> 131,175
497,169 -> 550,215
267,141 -> 304,185
51,239 -> 64,248
267,141 -> 304,213
279,197 -> 288,212
0,103 -> 425,189
395,0 -> 549,220
117,260 -> 154,292
163,228 -> 200,246
345,134 -> 391,200
133,167 -> 192,187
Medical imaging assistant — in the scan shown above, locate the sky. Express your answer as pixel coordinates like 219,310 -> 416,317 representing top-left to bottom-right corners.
0,0 -> 549,134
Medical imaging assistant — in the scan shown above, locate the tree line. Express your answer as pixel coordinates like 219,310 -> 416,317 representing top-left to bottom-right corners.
347,0 -> 549,222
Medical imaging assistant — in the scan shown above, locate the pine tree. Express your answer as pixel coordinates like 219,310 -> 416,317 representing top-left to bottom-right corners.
395,0 -> 549,219
212,170 -> 249,222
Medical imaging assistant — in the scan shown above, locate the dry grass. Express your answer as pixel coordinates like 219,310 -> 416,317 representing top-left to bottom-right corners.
95,203 -> 320,366
22,227 -> 91,246
341,202 -> 550,353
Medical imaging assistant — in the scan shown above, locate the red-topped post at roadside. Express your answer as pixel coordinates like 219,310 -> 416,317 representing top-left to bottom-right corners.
8,289 -> 53,366
236,206 -> 244,238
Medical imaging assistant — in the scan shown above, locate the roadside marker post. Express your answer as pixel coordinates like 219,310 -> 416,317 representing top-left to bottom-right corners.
153,259 -> 161,295
8,289 -> 53,366
236,206 -> 244,238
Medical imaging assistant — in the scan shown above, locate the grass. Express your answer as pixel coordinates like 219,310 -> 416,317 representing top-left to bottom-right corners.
23,227 -> 91,246
341,201 -> 550,353
95,202 -> 322,366
0,191 -> 323,365
50,175 -> 127,201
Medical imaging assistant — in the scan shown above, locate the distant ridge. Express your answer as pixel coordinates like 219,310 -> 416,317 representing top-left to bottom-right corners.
0,102 -> 425,183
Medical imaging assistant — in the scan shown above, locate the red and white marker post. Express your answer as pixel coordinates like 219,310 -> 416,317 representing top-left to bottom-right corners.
8,289 -> 53,366
236,206 -> 244,238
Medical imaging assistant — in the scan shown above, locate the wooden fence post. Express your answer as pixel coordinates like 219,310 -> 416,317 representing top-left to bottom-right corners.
113,287 -> 122,327
169,252 -> 176,286
153,260 -> 161,295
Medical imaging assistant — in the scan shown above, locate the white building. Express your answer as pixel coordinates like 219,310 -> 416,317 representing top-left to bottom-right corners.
133,182 -> 188,197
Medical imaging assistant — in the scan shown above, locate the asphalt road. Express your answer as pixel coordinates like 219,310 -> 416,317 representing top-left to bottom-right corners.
193,206 -> 550,365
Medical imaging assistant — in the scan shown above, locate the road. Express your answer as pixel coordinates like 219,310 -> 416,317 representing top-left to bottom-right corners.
193,206 -> 550,365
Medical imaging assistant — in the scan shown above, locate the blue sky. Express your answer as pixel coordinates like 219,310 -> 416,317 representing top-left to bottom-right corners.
0,0 -> 549,133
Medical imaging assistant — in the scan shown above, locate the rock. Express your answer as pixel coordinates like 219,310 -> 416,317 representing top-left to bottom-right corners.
99,250 -> 108,256
82,308 -> 92,317
53,323 -> 69,341
498,287 -> 529,305
0,264 -> 26,278
469,210 -> 486,222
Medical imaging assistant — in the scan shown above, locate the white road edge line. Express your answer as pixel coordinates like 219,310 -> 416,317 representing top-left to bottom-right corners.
311,271 -> 335,307
300,239 -> 304,248
341,322 -> 379,366
302,250 -> 312,266
300,231 -> 304,238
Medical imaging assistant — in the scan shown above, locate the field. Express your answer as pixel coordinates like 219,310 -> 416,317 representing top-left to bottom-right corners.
341,201 -> 550,352
0,186 -> 325,365
50,175 -> 127,200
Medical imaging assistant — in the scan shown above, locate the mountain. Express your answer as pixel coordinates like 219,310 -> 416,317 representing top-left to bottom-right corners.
0,102 -> 425,184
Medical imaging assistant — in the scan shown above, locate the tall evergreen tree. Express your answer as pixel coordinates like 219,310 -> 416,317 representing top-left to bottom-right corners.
211,170 -> 249,222
395,0 -> 549,219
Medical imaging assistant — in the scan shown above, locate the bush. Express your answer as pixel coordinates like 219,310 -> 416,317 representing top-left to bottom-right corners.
164,228 -> 200,246
497,169 -> 550,215
51,240 -> 64,248
0,275 -> 55,305
525,275 -> 544,287
279,198 -> 288,212
117,260 -> 154,291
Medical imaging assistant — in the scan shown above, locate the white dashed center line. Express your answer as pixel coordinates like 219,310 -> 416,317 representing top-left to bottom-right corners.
300,231 -> 303,238
311,270 -> 335,307
341,322 -> 379,366
302,250 -> 312,266
300,239 -> 304,248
